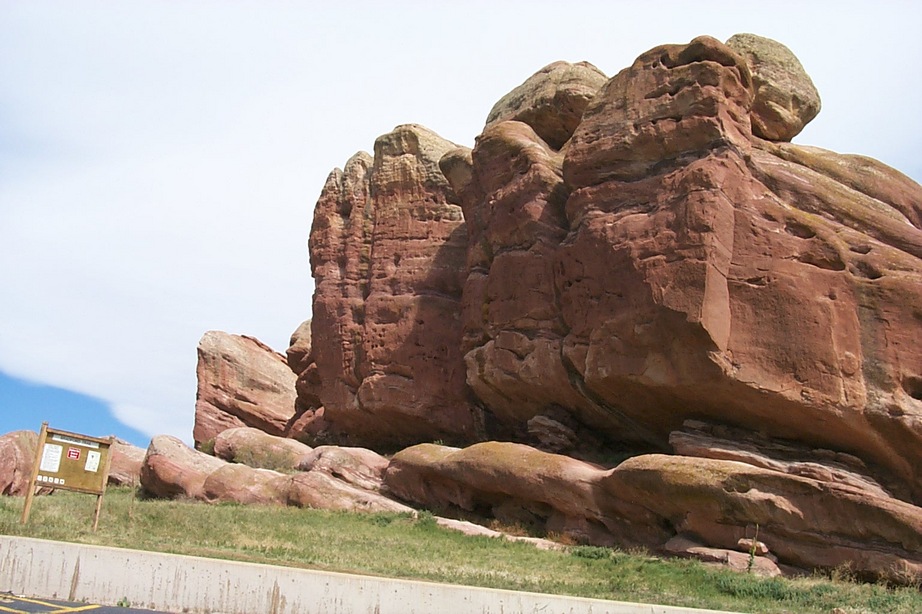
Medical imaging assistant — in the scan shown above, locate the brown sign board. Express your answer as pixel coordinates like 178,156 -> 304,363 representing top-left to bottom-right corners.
22,422 -> 115,531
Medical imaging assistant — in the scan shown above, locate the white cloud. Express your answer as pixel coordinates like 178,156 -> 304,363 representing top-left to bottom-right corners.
1,1 -> 919,443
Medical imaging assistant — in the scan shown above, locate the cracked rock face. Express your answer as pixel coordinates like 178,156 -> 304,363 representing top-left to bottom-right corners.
296,35 -> 922,508
726,33 -> 821,141
0,431 -> 39,496
304,124 -> 477,449
383,442 -> 922,583
157,32 -> 922,582
193,331 -> 299,446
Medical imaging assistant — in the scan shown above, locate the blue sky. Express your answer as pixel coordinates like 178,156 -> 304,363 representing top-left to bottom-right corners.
1,1 -> 920,448
0,371 -> 148,447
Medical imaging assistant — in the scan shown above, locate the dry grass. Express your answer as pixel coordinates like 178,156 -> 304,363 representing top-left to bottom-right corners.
1,488 -> 920,613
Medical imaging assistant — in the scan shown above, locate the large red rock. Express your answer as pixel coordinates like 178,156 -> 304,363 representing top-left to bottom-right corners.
445,35 -> 922,501
297,445 -> 389,492
285,320 -> 327,440
607,454 -> 922,584
193,331 -> 298,446
303,124 -> 478,448
286,471 -> 413,514
201,463 -> 291,506
284,33 -> 922,578
384,442 -> 922,583
668,420 -> 900,500
140,435 -> 227,499
140,433 -> 408,513
108,439 -> 146,487
0,430 -> 38,496
726,33 -> 820,142
213,427 -> 312,471
286,319 -> 313,375
485,61 -> 608,150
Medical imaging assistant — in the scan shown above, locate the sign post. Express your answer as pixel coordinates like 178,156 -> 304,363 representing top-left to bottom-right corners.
21,422 -> 115,531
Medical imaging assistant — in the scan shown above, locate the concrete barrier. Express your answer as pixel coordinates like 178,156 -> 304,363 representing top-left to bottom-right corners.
0,536 -> 738,614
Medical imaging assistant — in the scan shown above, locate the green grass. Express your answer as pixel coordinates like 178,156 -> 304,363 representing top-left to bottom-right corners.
1,488 -> 920,613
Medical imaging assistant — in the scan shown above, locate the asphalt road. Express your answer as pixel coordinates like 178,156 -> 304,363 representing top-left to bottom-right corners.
0,594 -> 169,614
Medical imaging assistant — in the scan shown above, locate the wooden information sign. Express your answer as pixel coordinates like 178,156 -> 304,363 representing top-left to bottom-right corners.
21,422 -> 115,531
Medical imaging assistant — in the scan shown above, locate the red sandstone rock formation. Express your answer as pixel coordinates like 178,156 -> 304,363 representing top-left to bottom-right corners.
141,435 -> 226,499
193,331 -> 299,446
194,32 -> 921,580
213,426 -> 313,471
440,35 -> 922,505
302,124 -> 477,448
108,439 -> 146,487
140,433 -> 408,513
297,445 -> 389,492
485,60 -> 608,150
383,442 -> 922,583
0,430 -> 39,496
292,35 -> 922,501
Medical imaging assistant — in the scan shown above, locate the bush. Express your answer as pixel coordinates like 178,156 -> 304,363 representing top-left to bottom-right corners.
569,545 -> 612,560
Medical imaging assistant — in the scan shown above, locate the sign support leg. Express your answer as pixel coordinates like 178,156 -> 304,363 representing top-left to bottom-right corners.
20,422 -> 49,526
92,494 -> 103,532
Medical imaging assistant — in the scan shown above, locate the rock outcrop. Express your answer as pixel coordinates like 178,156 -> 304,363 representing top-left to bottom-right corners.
140,433 -> 408,513
226,32 -> 919,581
297,445 -> 390,492
108,439 -> 146,487
298,124 -> 478,448
384,442 -> 922,583
725,33 -> 820,141
193,331 -> 299,446
447,35 -> 921,504
141,435 -> 227,499
292,34 -> 922,497
213,427 -> 313,471
0,430 -> 39,496
485,61 -> 608,150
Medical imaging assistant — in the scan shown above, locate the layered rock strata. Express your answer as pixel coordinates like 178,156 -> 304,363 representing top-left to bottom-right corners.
384,442 -> 922,583
291,34 -> 922,504
0,431 -> 40,496
193,331 -> 300,446
141,434 -> 409,513
297,124 -> 478,448
440,35 -> 922,502
198,32 -> 922,581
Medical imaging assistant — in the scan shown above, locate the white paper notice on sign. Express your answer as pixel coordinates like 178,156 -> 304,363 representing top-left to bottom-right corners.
40,443 -> 63,473
85,450 -> 101,473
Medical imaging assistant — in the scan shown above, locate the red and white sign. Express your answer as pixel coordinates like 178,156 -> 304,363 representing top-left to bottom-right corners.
66,447 -> 81,461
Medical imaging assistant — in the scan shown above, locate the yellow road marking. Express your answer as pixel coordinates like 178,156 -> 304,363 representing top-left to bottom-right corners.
2,595 -> 57,606
0,596 -> 101,613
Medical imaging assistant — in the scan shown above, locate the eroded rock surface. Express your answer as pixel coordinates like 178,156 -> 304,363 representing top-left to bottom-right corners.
0,430 -> 38,496
213,426 -> 312,471
297,445 -> 389,492
109,439 -> 146,487
449,34 -> 922,502
384,442 -> 922,583
194,331 -> 298,446
301,124 -> 477,448
141,435 -> 226,499
486,61 -> 608,149
140,433 -> 407,513
213,32 -> 922,581
726,33 -> 820,141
